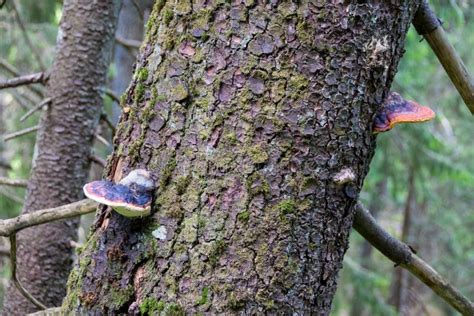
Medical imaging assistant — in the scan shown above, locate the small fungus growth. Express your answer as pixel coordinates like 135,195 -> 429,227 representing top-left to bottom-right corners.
373,92 -> 435,133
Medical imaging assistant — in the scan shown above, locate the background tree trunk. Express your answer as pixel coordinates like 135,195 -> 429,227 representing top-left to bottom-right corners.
3,1 -> 120,314
349,176 -> 388,316
64,1 -> 419,314
110,0 -> 154,124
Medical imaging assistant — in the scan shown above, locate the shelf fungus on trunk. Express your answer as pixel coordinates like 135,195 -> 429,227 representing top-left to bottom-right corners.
83,169 -> 155,218
373,92 -> 436,133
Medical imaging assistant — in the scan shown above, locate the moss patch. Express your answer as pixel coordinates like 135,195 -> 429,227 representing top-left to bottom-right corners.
139,298 -> 165,315
248,145 -> 269,164
277,199 -> 297,216
209,239 -> 227,267
196,287 -> 209,306
237,210 -> 250,223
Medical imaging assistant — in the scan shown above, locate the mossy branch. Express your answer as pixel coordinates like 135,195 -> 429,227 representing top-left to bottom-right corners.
353,203 -> 474,315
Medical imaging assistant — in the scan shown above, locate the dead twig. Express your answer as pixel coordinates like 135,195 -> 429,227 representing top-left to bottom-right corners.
0,245 -> 9,256
0,72 -> 46,90
3,125 -> 39,142
100,111 -> 116,136
0,187 -> 24,204
10,235 -> 47,310
0,177 -> 28,187
11,0 -> 46,71
104,87 -> 121,104
115,35 -> 141,49
353,203 -> 474,315
95,133 -> 111,148
90,154 -> 107,168
0,57 -> 44,98
19,97 -> 51,122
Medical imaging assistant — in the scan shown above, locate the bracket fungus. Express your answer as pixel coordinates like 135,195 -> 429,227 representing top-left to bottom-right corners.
373,92 -> 435,133
83,169 -> 155,218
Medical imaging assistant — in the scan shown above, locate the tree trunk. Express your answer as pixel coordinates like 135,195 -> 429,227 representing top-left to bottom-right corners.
64,1 -> 419,314
389,169 -> 416,314
3,1 -> 120,314
111,0 -> 154,123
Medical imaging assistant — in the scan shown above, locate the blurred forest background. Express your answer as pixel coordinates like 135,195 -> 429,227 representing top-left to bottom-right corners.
0,1 -> 472,315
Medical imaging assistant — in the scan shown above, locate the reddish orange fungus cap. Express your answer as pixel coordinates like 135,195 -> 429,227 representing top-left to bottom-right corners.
373,92 -> 435,133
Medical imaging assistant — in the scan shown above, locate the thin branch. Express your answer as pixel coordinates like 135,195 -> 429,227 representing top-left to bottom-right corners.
11,91 -> 31,110
413,0 -> 474,114
100,111 -> 116,136
0,72 -> 46,90
19,97 -> 51,122
0,57 -> 44,97
3,125 -> 39,142
353,203 -> 474,315
115,35 -> 141,49
0,245 -> 9,256
0,159 -> 11,170
0,199 -> 98,237
0,57 -> 19,76
10,234 -> 47,310
0,177 -> 28,187
11,0 -> 46,71
95,133 -> 111,148
90,154 -> 107,168
104,87 -> 121,104
0,187 -> 24,204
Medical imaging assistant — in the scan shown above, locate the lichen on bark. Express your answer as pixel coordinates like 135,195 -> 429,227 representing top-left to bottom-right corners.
64,1 -> 419,314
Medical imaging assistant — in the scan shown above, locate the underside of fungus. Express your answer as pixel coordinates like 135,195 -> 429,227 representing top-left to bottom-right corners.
83,169 -> 154,218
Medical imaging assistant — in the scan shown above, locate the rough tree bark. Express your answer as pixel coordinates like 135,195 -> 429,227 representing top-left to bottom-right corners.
4,1 -> 120,314
64,1 -> 420,314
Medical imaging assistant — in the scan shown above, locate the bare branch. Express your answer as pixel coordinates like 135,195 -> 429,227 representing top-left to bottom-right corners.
3,125 -> 39,142
0,187 -> 24,204
115,35 -> 141,49
0,57 -> 44,98
95,133 -> 111,148
0,57 -> 19,76
0,177 -> 28,187
19,97 -> 51,122
0,72 -> 46,90
11,0 -> 46,71
413,0 -> 474,114
100,111 -> 116,136
0,159 -> 11,170
103,87 -> 121,104
90,154 -> 107,168
0,245 -> 9,257
11,91 -> 31,110
0,199 -> 98,237
353,203 -> 474,315
10,235 -> 47,310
